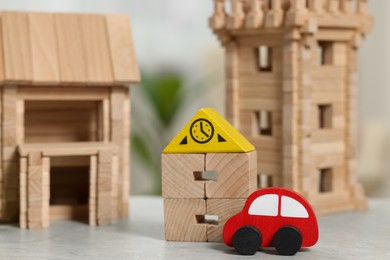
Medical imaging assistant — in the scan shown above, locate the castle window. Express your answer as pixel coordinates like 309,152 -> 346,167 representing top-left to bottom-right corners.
254,111 -> 272,136
319,168 -> 333,193
318,41 -> 333,65
268,0 -> 273,9
258,173 -> 273,189
255,46 -> 272,72
318,104 -> 332,129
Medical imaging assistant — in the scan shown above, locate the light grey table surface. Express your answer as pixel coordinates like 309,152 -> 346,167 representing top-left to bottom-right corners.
0,197 -> 388,260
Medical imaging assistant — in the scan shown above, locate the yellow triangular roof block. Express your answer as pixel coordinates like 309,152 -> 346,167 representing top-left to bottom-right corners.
163,108 -> 255,154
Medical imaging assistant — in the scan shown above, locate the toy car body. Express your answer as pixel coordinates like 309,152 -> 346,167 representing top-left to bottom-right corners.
223,188 -> 319,255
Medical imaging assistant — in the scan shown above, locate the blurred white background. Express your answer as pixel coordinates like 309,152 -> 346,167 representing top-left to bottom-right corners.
0,0 -> 388,197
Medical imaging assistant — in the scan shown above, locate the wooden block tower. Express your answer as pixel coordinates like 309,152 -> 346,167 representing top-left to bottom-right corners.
162,108 -> 257,242
209,0 -> 372,215
0,11 -> 140,228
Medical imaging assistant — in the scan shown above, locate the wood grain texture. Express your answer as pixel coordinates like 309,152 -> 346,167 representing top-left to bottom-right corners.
109,87 -> 126,218
28,12 -> 59,84
205,151 -> 257,198
111,155 -> 119,221
41,157 -> 50,228
27,151 -> 46,228
24,100 -> 100,144
0,11 -> 139,86
110,87 -> 125,121
18,142 -> 117,157
80,14 -> 113,84
18,86 -> 110,100
54,13 -> 87,84
16,100 -> 24,145
0,88 -> 2,217
89,155 -> 98,226
1,86 -> 19,220
206,199 -> 245,242
105,14 -> 140,84
164,199 -> 207,242
50,205 -> 88,221
0,15 -> 5,82
225,41 -> 240,127
19,157 -> 27,228
97,150 -> 114,225
97,97 -> 110,142
162,153 -> 205,199
121,88 -> 131,217
2,11 -> 32,83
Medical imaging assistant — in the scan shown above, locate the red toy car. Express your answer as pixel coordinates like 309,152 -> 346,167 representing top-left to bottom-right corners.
223,188 -> 319,256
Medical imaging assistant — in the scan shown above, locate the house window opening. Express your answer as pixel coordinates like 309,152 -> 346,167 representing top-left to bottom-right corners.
257,173 -> 273,189
319,168 -> 333,193
255,46 -> 273,72
318,41 -> 333,65
318,104 -> 332,129
254,111 -> 272,136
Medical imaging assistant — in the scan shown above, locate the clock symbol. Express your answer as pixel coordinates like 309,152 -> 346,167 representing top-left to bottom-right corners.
190,118 -> 214,144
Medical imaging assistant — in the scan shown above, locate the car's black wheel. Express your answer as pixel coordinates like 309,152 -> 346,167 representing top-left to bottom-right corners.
273,226 -> 302,256
232,226 -> 262,255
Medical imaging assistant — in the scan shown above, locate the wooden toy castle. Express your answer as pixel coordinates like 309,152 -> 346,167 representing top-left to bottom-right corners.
0,11 -> 139,228
162,108 -> 257,242
209,0 -> 372,215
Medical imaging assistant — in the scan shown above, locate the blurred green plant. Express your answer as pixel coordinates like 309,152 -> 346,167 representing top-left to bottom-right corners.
142,74 -> 184,127
131,71 -> 207,195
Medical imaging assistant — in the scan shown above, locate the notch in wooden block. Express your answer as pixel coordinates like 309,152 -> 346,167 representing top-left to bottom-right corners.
195,214 -> 219,226
164,199 -> 207,242
205,151 -> 257,198
193,170 -> 218,181
162,154 -> 206,198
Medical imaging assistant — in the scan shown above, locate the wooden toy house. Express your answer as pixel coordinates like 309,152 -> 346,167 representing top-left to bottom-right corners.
162,108 -> 257,242
0,11 -> 140,228
209,0 -> 372,214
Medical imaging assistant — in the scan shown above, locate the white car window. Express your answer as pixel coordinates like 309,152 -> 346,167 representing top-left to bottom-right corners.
248,194 -> 278,216
281,196 -> 309,218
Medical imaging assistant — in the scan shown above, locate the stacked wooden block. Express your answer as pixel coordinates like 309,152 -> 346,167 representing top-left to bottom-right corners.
95,150 -> 119,225
19,152 -> 50,228
162,108 -> 257,242
1,86 -> 20,221
163,152 -> 256,242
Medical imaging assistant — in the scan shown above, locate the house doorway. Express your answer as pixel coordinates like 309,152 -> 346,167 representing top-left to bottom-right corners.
49,156 -> 90,223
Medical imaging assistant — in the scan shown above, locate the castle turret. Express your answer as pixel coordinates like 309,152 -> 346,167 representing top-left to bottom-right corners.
209,0 -> 372,214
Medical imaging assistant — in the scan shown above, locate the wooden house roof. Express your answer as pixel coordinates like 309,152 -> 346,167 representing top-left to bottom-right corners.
0,11 -> 140,86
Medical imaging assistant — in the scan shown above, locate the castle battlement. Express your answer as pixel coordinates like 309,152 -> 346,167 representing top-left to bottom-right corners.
210,0 -> 371,35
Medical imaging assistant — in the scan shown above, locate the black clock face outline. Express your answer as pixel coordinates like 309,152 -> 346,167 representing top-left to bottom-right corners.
189,118 -> 215,144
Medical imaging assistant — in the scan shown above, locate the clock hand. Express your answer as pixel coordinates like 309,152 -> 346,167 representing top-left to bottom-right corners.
200,122 -> 210,138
